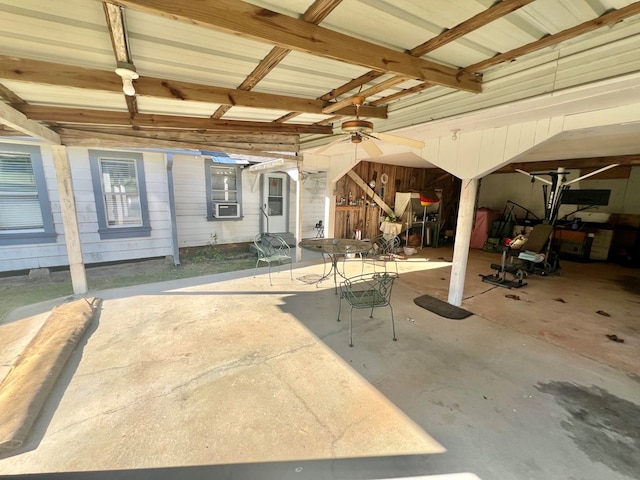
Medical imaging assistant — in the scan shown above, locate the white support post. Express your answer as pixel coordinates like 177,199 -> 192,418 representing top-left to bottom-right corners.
51,145 -> 88,295
447,178 -> 478,307
295,162 -> 303,262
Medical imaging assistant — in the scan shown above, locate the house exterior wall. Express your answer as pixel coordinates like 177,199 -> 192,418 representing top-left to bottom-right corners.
172,154 -> 263,247
0,142 -> 173,273
300,173 -> 327,240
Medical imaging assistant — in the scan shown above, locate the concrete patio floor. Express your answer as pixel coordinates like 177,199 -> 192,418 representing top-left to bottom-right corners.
0,247 -> 638,479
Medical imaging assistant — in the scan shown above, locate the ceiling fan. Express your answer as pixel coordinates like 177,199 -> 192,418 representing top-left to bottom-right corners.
315,96 -> 425,158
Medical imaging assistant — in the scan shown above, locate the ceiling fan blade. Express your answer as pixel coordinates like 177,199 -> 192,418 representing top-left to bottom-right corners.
315,135 -> 348,155
375,132 -> 425,149
361,137 -> 383,158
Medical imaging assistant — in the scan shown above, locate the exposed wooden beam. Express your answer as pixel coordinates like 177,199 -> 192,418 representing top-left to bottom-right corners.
0,56 -> 387,119
496,155 -> 640,172
103,2 -> 138,117
374,2 -> 640,106
295,1 -> 532,118
58,128 -> 299,152
370,82 -> 434,107
103,2 -> 130,62
0,83 -> 27,106
20,105 -> 333,134
57,128 -> 297,158
468,2 -> 640,73
212,0 -> 342,119
346,170 -> 394,218
57,125 -> 300,150
0,102 -> 60,144
114,0 -> 482,93
409,0 -> 536,57
322,77 -> 407,114
318,71 -> 386,102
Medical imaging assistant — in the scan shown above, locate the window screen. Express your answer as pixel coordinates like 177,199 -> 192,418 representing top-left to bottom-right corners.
0,152 -> 44,231
100,158 -> 142,226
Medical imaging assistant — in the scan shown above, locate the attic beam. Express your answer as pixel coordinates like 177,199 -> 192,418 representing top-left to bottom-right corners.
0,102 -> 60,144
0,56 -> 386,119
20,105 -> 334,134
212,0 -> 343,119
113,0 -> 482,93
103,2 -> 138,116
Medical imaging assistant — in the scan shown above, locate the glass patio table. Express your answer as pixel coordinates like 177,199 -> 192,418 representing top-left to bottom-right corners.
298,238 -> 372,293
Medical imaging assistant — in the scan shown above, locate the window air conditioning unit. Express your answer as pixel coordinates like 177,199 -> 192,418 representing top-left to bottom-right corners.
213,203 -> 240,218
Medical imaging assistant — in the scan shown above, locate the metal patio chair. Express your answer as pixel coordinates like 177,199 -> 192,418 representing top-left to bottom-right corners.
253,233 -> 293,285
362,234 -> 400,273
337,272 -> 398,347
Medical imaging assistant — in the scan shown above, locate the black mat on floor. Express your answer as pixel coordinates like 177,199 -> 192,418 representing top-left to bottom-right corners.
413,295 -> 473,320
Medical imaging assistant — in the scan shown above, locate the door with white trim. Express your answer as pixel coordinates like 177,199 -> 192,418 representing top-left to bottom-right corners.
263,173 -> 287,232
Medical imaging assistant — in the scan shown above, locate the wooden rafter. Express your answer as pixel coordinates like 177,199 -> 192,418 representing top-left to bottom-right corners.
103,2 -> 138,117
212,0 -> 342,119
19,105 -> 333,134
0,55 -> 387,120
57,127 -> 299,152
57,125 -> 300,149
0,102 -> 60,144
0,83 -> 27,107
113,0 -> 482,92
56,128 -> 298,158
292,0 -> 532,120
373,2 -> 640,107
467,2 -> 640,72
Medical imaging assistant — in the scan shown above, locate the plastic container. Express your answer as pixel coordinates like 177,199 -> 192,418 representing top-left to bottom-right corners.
403,246 -> 417,256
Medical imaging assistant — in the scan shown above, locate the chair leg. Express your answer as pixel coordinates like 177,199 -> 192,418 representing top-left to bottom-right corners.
389,304 -> 397,341
268,263 -> 273,286
288,259 -> 293,280
337,295 -> 342,322
349,307 -> 354,347
254,260 -> 259,277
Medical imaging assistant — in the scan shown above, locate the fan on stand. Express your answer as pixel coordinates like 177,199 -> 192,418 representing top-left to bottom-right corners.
315,96 -> 425,158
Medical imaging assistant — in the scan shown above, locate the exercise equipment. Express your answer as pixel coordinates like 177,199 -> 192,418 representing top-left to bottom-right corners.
480,224 -> 555,288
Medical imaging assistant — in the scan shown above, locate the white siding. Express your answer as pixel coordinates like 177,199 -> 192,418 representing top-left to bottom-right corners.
0,143 -> 173,272
300,173 -> 327,240
173,154 -> 263,247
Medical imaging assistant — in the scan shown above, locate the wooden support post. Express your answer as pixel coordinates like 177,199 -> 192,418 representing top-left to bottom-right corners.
448,178 -> 478,306
51,145 -> 87,295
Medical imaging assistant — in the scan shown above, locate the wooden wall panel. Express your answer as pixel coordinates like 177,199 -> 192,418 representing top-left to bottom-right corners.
333,161 -> 461,240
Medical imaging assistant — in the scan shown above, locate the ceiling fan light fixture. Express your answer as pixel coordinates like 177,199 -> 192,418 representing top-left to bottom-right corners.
342,119 -> 373,134
115,61 -> 139,96
350,133 -> 363,144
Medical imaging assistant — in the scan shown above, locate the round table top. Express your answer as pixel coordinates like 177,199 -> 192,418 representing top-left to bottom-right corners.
298,238 -> 371,255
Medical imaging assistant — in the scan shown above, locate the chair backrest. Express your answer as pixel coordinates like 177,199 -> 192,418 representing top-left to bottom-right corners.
254,233 -> 290,259
341,272 -> 398,307
523,224 -> 554,252
370,234 -> 400,256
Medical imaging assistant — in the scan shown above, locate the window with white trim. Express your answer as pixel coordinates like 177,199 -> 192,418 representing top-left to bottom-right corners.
89,150 -> 151,239
205,159 -> 243,220
0,144 -> 55,245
